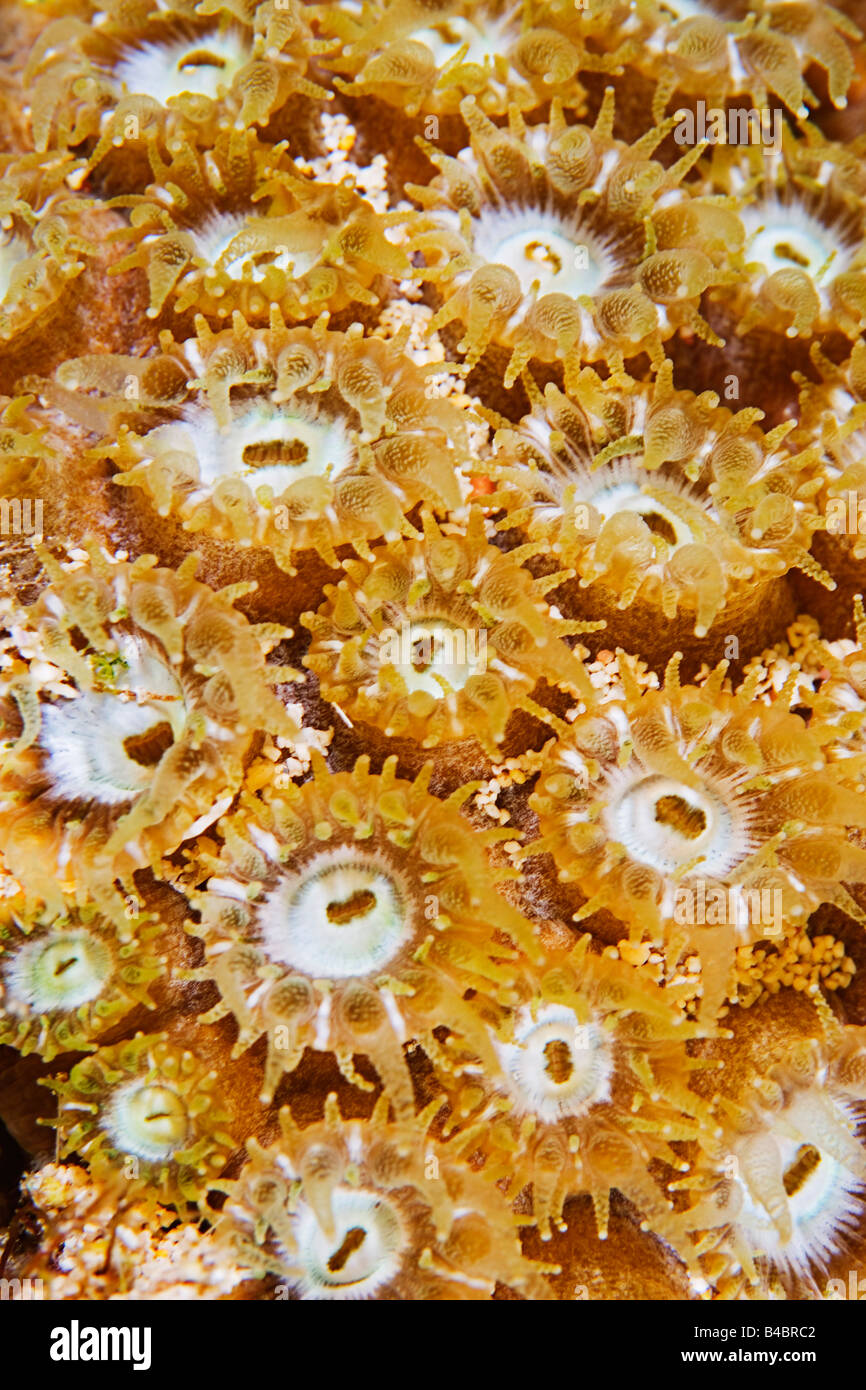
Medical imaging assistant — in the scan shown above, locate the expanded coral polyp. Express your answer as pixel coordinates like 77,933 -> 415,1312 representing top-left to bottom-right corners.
186,751 -> 540,1108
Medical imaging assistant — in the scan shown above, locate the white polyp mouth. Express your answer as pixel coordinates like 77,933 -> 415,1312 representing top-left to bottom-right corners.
385,620 -> 487,696
39,635 -> 185,806
257,849 -> 411,979
0,231 -> 28,305
116,33 -> 248,105
494,1003 -> 613,1122
191,213 -> 249,270
735,1129 -> 865,1276
293,1187 -> 405,1299
743,202 -> 847,281
606,772 -> 736,877
587,479 -> 696,550
104,1080 -> 189,1162
659,0 -> 717,22
193,213 -> 317,285
472,206 -> 612,299
170,402 -> 354,497
5,929 -> 112,1013
41,692 -> 176,806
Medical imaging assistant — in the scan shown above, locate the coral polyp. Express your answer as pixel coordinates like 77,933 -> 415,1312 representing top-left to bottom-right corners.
316,0 -> 625,117
806,596 -> 866,763
107,130 -> 412,324
619,0 -> 860,121
24,5 -> 328,171
796,342 -> 866,617
185,750 -> 539,1107
484,361 -> 830,662
0,546 -> 296,913
88,317 -> 467,571
0,173 -> 92,353
679,992 -> 866,1295
44,1031 -> 236,1211
442,928 -> 716,1248
302,506 -> 601,753
213,1091 -> 553,1298
411,91 -> 738,383
527,651 -> 866,1019
696,137 -> 866,349
0,894 -> 163,1059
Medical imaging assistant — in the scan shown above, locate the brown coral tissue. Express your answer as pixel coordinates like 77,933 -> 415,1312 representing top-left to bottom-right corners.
4,0 -> 866,1325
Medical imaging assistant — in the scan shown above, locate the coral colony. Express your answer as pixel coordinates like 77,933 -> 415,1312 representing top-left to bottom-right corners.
2,0 -> 866,1306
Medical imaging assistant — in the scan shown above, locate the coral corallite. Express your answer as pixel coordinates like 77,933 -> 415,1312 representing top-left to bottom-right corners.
3,0 -> 866,1309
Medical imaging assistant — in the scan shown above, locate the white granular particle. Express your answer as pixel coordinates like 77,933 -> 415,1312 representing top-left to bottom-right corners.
275,707 -> 334,779
296,113 -> 391,214
20,1163 -> 250,1300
